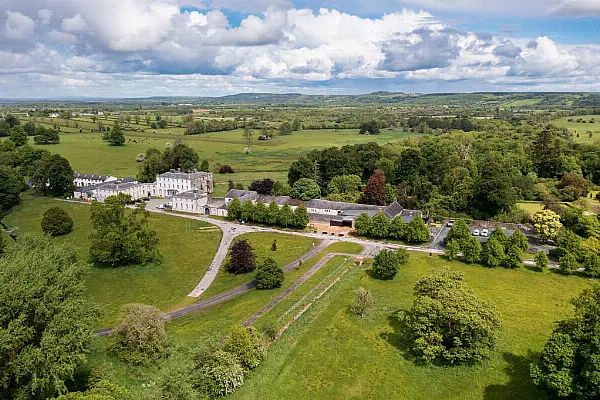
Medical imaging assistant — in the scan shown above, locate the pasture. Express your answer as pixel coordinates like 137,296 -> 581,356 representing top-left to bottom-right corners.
24,115 -> 419,194
232,252 -> 598,400
552,115 -> 600,144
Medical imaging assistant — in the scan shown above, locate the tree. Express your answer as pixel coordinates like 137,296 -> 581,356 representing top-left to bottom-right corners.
265,202 -> 279,225
89,194 -> 159,267
0,234 -> 97,399
111,303 -> 168,365
9,125 -> 27,146
488,227 -> 509,247
256,257 -> 284,290
471,156 -> 517,219
370,212 -> 390,238
445,239 -> 460,261
241,200 -> 255,222
108,121 -> 125,146
196,349 -> 245,398
404,217 -> 430,243
389,216 -> 406,240
446,219 -> 471,246
327,174 -> 361,196
277,203 -> 296,227
227,198 -> 242,220
359,120 -> 380,135
351,287 -> 374,317
509,230 -> 529,251
200,159 -> 210,172
54,370 -> 129,399
0,166 -> 22,213
279,122 -> 293,136
254,201 -> 268,224
34,127 -> 60,144
219,165 -> 235,174
503,244 -> 523,269
157,119 -> 168,129
480,237 -> 505,268
223,325 -> 266,371
559,253 -> 577,275
373,249 -> 408,280
226,239 -> 257,274
31,153 -> 75,197
398,268 -> 502,364
531,284 -> 600,399
23,121 -> 36,135
535,251 -> 550,271
293,203 -> 310,228
555,228 -> 583,260
584,253 -> 600,278
354,213 -> 372,236
289,178 -> 321,200
558,172 -> 590,200
533,210 -> 563,242
461,236 -> 482,263
41,207 -> 74,236
271,181 -> 291,196
292,119 -> 301,131
4,113 -> 20,127
249,178 -> 275,195
362,169 -> 387,205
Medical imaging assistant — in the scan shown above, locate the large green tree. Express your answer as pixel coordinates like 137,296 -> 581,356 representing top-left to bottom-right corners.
108,121 -> 125,146
255,257 -> 284,290
41,207 -> 74,236
89,194 -> 159,267
531,284 -> 600,399
0,166 -> 22,214
373,249 -> 409,280
31,153 -> 75,197
0,234 -> 98,399
398,268 -> 501,364
289,178 -> 321,201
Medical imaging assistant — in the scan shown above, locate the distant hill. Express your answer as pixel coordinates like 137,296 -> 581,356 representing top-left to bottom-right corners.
2,92 -> 599,109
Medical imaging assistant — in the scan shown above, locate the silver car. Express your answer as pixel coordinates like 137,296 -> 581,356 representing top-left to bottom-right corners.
472,229 -> 480,236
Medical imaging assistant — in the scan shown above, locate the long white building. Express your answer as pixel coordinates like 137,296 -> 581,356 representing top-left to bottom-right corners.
74,172 -> 117,187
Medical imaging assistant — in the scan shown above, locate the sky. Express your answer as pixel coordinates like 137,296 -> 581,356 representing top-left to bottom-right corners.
1,0 -> 600,98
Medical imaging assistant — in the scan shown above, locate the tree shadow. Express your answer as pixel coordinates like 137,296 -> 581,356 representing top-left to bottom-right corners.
378,311 -> 427,365
483,352 -> 545,400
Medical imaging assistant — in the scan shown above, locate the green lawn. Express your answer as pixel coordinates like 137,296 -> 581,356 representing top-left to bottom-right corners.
200,232 -> 318,298
516,201 -> 544,214
4,196 -> 222,327
552,115 -> 600,144
231,252 -> 598,400
25,127 -> 420,188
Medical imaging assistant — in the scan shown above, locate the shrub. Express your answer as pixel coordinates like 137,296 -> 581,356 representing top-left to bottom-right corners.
372,249 -> 408,280
535,251 -> 549,271
219,165 -> 235,174
196,350 -> 245,397
256,257 -> 284,290
41,207 -> 74,236
559,252 -> 577,275
223,325 -> 266,371
398,268 -> 502,364
111,303 -> 168,365
351,287 -> 373,317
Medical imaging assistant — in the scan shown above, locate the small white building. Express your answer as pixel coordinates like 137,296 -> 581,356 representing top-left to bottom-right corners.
156,170 -> 213,197
74,172 -> 117,187
94,181 -> 155,203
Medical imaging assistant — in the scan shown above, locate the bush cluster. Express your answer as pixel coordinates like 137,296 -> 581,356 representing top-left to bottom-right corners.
354,212 -> 430,244
227,198 -> 309,229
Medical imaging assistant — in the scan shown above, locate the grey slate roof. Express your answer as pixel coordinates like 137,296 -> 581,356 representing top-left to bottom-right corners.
383,201 -> 404,219
159,170 -> 212,180
120,177 -> 138,184
173,190 -> 207,200
305,199 -> 383,212
74,172 -> 109,181
98,182 -> 140,191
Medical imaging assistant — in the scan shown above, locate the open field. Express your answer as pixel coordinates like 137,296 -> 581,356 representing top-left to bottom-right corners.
23,124 -> 420,194
552,115 -> 600,144
516,201 -> 545,215
232,252 -> 598,400
4,196 -> 222,327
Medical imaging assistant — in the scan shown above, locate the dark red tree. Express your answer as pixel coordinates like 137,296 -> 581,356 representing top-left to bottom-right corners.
225,239 -> 257,274
362,169 -> 387,206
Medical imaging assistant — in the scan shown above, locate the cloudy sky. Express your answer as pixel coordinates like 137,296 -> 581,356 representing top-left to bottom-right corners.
1,0 -> 600,98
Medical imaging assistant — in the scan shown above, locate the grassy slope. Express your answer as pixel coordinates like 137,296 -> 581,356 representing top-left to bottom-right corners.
201,232 -> 317,298
5,197 -> 222,327
232,252 -> 597,400
552,115 -> 600,144
25,127 -> 419,189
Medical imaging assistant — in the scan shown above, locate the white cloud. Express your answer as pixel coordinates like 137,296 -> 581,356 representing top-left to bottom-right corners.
510,37 -> 579,76
4,11 -> 35,40
46,29 -> 77,43
37,9 -> 52,25
61,13 -> 88,33
550,0 -> 600,16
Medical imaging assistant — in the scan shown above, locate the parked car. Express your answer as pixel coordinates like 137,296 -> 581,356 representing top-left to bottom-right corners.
481,229 -> 489,237
156,204 -> 165,210
472,229 -> 480,236
447,219 -> 455,227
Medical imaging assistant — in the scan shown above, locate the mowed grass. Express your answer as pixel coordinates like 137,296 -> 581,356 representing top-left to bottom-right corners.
4,196 -> 222,327
517,201 -> 544,214
26,127 -> 420,188
231,253 -> 597,400
200,232 -> 318,299
552,115 -> 600,144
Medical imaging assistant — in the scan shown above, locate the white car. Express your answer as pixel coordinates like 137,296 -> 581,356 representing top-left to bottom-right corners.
156,204 -> 165,210
481,229 -> 489,237
472,229 -> 480,236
